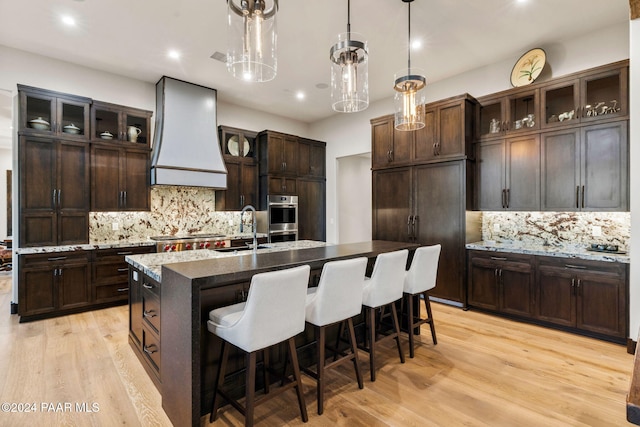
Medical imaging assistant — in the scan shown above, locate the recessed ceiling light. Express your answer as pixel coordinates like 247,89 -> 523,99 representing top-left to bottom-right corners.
61,15 -> 76,27
167,50 -> 181,60
296,91 -> 305,100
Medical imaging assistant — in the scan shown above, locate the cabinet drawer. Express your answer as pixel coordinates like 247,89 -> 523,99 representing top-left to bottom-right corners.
95,282 -> 129,302
93,261 -> 129,286
20,251 -> 90,268
142,291 -> 160,332
93,246 -> 154,262
142,328 -> 161,372
142,274 -> 160,297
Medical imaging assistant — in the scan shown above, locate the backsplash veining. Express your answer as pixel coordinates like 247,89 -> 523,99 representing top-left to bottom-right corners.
89,186 -> 252,242
482,212 -> 630,250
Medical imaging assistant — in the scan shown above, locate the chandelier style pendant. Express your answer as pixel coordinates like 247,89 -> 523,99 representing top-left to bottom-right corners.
330,0 -> 369,113
227,0 -> 278,82
394,0 -> 426,131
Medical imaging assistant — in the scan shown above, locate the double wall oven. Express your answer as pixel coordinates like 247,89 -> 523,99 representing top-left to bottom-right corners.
265,195 -> 298,243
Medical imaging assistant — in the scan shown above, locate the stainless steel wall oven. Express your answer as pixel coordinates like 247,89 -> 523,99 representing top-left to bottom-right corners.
267,195 -> 298,242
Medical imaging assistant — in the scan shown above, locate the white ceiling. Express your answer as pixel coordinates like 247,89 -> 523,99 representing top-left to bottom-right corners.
0,0 -> 630,125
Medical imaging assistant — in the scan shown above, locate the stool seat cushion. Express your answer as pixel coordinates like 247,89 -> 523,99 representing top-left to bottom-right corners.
362,250 -> 408,308
209,302 -> 246,328
403,245 -> 441,295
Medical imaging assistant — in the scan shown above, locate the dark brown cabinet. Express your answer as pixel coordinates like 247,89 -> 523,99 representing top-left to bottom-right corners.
477,88 -> 539,139
259,130 -> 298,176
91,144 -> 150,211
372,168 -> 412,242
18,251 -> 91,321
19,136 -> 89,247
476,134 -> 540,210
92,246 -> 154,304
298,138 -> 326,178
18,85 -> 91,141
216,126 -> 259,210
537,257 -> 627,340
371,117 -> 412,168
467,251 -> 534,318
297,179 -> 326,241
541,121 -> 628,211
91,101 -> 152,145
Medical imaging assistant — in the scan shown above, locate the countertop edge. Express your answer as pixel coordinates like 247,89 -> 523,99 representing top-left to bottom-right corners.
466,242 -> 630,264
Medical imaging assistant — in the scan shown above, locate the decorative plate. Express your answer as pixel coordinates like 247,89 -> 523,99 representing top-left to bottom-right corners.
227,135 -> 250,157
510,48 -> 546,87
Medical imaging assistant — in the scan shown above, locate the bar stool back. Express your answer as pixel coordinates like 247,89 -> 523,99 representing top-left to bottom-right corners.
304,257 -> 367,414
361,249 -> 408,381
207,265 -> 310,426
403,244 -> 441,358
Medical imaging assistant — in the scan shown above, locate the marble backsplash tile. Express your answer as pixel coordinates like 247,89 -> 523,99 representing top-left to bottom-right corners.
89,186 -> 254,242
482,211 -> 630,250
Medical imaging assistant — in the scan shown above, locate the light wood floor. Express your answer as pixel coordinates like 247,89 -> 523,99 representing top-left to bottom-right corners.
0,273 -> 633,426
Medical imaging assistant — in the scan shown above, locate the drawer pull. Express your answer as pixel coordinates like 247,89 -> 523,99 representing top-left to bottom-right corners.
117,251 -> 133,256
117,268 -> 129,272
142,282 -> 155,289
143,344 -> 158,355
117,287 -> 129,292
47,256 -> 67,261
143,310 -> 157,318
565,264 -> 587,270
490,257 -> 507,261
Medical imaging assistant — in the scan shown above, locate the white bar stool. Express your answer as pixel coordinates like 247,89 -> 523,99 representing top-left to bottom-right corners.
303,257 -> 368,415
361,249 -> 408,382
207,265 -> 310,427
403,244 -> 441,358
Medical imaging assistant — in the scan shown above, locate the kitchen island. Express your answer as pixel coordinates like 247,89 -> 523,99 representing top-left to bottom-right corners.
126,240 -> 418,427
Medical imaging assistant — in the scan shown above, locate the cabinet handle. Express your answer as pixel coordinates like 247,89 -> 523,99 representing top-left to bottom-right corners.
117,251 -> 133,256
407,215 -> 412,238
413,215 -> 418,240
571,278 -> 576,295
433,142 -> 437,156
117,287 -> 129,292
52,189 -> 57,208
494,268 -> 498,277
506,189 -> 510,209
581,186 -> 585,209
143,309 -> 157,318
142,282 -> 155,289
490,257 -> 507,261
123,191 -> 127,208
498,269 -> 502,277
565,264 -> 587,270
117,268 -> 128,272
57,189 -> 61,207
576,186 -> 580,209
48,256 -> 67,261
143,344 -> 158,355
576,279 -> 582,296
502,189 -> 506,209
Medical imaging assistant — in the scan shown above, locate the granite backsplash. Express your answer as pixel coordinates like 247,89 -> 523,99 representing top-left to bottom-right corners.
482,212 -> 630,250
89,186 -> 254,242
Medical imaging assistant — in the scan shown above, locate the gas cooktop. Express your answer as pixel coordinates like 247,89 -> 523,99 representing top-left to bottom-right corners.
149,233 -> 226,241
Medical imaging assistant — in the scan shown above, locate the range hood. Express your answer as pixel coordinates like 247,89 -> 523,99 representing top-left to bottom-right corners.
150,77 -> 227,188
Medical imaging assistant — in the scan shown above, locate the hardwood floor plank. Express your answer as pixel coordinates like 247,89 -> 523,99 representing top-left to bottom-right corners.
0,276 -> 633,426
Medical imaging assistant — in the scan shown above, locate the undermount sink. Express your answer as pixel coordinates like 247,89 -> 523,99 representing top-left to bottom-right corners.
212,244 -> 272,253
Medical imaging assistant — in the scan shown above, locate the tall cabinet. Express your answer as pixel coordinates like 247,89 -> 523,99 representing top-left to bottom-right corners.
371,94 -> 477,304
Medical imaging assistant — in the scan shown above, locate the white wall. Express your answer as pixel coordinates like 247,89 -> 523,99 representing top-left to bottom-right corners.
0,149 -> 11,239
629,17 -> 639,341
337,154 -> 372,243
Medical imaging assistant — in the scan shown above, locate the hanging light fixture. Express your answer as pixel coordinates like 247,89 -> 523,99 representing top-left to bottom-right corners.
330,0 -> 369,113
394,0 -> 426,131
226,0 -> 278,82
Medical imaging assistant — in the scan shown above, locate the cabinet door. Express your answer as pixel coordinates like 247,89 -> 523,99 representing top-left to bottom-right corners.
91,145 -> 121,211
371,117 -> 393,168
414,161 -> 466,303
392,126 -> 413,165
298,140 -> 325,177
414,108 -> 437,162
372,168 -> 411,242
581,121 -> 628,210
57,212 -> 88,246
129,268 -> 144,346
265,134 -> 284,174
218,161 -> 241,210
297,179 -> 326,241
20,137 -> 56,211
468,256 -> 499,310
505,134 -> 540,210
122,148 -> 150,211
476,139 -> 505,210
58,263 -> 91,310
541,129 -> 580,210
19,267 -> 56,316
437,102 -> 466,158
20,213 -> 56,247
282,135 -> 298,176
580,66 -> 628,122
57,97 -> 90,140
240,163 -> 258,207
540,79 -> 580,129
499,261 -> 534,318
19,90 -> 56,136
58,141 -> 89,211
537,265 -> 575,327
576,272 -> 626,338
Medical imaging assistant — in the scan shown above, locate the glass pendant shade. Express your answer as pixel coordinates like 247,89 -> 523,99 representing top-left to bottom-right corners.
227,0 -> 278,82
330,32 -> 369,113
394,68 -> 426,131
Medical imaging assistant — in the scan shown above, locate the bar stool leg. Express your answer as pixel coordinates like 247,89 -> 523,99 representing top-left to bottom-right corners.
407,293 -> 416,358
263,348 -> 270,394
391,303 -> 405,364
317,325 -> 326,415
245,351 -> 257,427
346,318 -> 363,389
424,292 -> 438,345
367,306 -> 377,382
288,337 -> 309,422
210,340 -> 229,422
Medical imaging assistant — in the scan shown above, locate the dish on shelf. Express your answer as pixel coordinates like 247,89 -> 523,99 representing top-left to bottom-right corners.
586,244 -> 626,254
100,131 -> 114,140
28,117 -> 50,130
227,135 -> 250,156
63,123 -> 81,134
510,48 -> 546,87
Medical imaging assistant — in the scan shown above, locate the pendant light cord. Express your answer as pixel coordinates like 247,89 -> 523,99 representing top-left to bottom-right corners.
407,1 -> 411,73
347,0 -> 351,41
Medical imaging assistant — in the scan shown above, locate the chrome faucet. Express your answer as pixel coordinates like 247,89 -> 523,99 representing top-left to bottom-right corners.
240,205 -> 258,251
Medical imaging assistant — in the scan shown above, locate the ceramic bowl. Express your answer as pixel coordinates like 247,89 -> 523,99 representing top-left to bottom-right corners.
63,124 -> 81,134
29,117 -> 50,130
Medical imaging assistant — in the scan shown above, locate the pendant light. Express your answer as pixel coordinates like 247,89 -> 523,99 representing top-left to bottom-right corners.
394,0 -> 426,131
330,0 -> 369,113
226,0 -> 278,82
